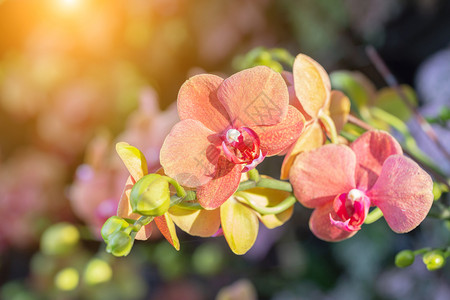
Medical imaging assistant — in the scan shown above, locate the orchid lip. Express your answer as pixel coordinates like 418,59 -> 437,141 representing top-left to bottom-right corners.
330,189 -> 371,232
221,126 -> 265,170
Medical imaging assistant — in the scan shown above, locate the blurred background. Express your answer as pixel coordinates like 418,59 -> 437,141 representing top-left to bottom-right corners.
0,0 -> 449,299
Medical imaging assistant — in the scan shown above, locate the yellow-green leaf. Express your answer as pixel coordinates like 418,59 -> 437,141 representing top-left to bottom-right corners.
374,85 -> 417,121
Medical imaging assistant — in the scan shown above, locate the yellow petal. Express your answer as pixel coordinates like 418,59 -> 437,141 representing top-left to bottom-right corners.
293,54 -> 331,118
239,188 -> 293,229
169,206 -> 220,237
280,121 -> 325,179
328,90 -> 351,133
116,176 -> 152,240
115,142 -> 148,181
220,197 -> 259,255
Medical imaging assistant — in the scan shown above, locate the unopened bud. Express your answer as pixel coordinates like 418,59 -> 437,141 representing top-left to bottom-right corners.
83,258 -> 113,285
130,174 -> 170,217
54,267 -> 79,291
106,231 -> 133,257
101,216 -> 129,242
423,250 -> 446,271
395,250 -> 415,268
41,223 -> 80,256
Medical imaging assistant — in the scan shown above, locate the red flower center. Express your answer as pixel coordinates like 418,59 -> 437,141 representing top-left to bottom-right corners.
330,189 -> 371,232
221,127 -> 265,172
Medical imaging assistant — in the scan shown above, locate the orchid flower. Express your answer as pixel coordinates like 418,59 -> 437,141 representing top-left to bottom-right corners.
280,54 -> 351,179
289,130 -> 434,241
160,66 -> 305,209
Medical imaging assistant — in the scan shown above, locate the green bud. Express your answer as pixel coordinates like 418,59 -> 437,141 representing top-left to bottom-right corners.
83,258 -> 113,285
40,223 -> 80,256
130,174 -> 170,217
101,216 -> 129,242
423,250 -> 446,271
106,231 -> 133,257
395,250 -> 415,268
54,267 -> 79,291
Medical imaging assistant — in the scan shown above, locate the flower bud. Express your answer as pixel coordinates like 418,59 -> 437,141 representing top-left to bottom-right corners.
130,174 -> 170,217
83,258 -> 113,285
395,250 -> 415,268
54,267 -> 79,291
106,231 -> 134,257
41,223 -> 80,256
423,250 -> 446,271
101,216 -> 129,242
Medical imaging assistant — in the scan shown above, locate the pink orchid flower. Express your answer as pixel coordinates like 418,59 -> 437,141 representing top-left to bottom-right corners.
160,66 -> 305,209
290,130 -> 434,242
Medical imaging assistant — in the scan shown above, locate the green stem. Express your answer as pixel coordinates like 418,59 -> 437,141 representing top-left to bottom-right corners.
126,216 -> 153,236
364,207 -> 384,224
162,176 -> 187,198
256,178 -> 293,192
247,168 -> 260,182
413,247 -> 432,256
237,180 -> 257,191
175,201 -> 204,210
235,192 -> 297,215
319,112 -> 339,144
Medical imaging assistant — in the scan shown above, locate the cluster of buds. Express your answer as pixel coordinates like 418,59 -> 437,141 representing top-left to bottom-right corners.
395,248 -> 449,271
101,170 -> 182,256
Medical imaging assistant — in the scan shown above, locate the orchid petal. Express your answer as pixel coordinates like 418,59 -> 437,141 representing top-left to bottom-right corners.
239,187 -> 293,229
177,74 -> 230,132
116,176 -> 152,240
197,157 -> 242,209
221,196 -> 259,255
290,144 -> 356,208
367,155 -> 433,233
351,130 -> 403,191
309,202 -> 357,242
116,142 -> 148,182
281,71 -> 311,121
293,54 -> 331,119
328,90 -> 350,133
169,206 -> 220,237
280,121 -> 325,179
160,119 -> 221,187
217,66 -> 289,127
253,105 -> 305,156
155,213 -> 180,250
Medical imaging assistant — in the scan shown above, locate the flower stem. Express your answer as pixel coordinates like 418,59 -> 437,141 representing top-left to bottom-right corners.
247,168 -> 260,182
364,207 -> 383,224
319,112 -> 339,144
162,176 -> 187,198
256,178 -> 293,192
126,216 -> 153,236
235,192 -> 297,215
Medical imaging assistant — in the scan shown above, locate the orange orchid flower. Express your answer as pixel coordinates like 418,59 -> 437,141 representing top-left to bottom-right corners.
160,66 -> 305,210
